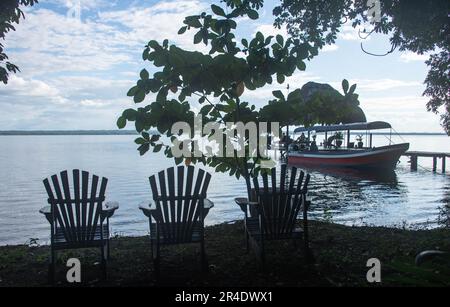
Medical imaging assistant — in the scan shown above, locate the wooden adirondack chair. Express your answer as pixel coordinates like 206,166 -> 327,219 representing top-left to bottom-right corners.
235,164 -> 311,266
39,170 -> 119,282
139,166 -> 214,276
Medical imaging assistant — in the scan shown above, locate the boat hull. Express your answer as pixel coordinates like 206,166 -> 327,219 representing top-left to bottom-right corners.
288,143 -> 410,170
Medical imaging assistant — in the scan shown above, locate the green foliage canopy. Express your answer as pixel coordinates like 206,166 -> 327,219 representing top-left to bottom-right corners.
118,1 -> 368,179
118,1 -> 318,178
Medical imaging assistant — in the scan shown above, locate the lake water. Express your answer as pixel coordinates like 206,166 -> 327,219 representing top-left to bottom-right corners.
0,134 -> 449,245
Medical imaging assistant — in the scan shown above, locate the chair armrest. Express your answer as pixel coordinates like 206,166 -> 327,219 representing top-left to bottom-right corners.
139,201 -> 157,219
234,198 -> 259,206
39,206 -> 52,223
102,201 -> 119,219
204,198 -> 214,209
204,198 -> 214,218
234,197 -> 259,216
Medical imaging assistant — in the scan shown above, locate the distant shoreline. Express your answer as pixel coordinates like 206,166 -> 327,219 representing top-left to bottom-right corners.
0,130 -> 446,136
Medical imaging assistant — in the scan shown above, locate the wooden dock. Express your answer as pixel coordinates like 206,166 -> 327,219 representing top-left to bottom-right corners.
403,151 -> 449,173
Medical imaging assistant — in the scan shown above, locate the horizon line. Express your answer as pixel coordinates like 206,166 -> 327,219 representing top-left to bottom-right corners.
0,130 -> 447,136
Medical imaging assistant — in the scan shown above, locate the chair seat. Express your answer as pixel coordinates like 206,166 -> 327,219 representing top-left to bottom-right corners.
150,222 -> 202,244
53,224 -> 109,249
245,218 -> 304,240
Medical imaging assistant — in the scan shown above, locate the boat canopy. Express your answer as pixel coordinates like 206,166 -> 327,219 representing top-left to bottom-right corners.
294,121 -> 392,133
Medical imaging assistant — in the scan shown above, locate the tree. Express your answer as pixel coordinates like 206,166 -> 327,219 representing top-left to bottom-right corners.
118,1 -> 319,178
296,80 -> 366,127
270,0 -> 450,134
0,0 -> 38,84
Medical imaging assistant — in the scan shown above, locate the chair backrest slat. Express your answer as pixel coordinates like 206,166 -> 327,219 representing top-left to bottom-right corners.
167,167 -> 176,241
249,165 -> 310,239
73,170 -> 81,241
90,177 -> 107,240
149,166 -> 211,243
51,174 -> 72,242
81,171 -> 89,242
176,166 -> 184,240
182,166 -> 194,240
42,170 -> 108,244
60,170 -> 77,241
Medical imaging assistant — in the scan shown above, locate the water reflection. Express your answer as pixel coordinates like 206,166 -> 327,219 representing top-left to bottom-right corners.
299,165 -> 410,226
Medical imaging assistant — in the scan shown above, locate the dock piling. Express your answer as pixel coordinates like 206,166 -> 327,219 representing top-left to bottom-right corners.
410,155 -> 418,171
403,151 -> 449,174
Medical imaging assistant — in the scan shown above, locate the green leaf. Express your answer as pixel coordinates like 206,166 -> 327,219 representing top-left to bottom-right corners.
134,90 -> 146,103
140,69 -> 149,80
349,84 -> 357,95
150,134 -> 160,142
272,90 -> 285,100
142,47 -> 149,60
127,86 -> 139,97
277,73 -> 285,84
178,26 -> 187,35
297,60 -> 306,71
123,108 -> 137,120
135,120 -> 144,133
211,4 -> 226,17
134,137 -> 146,145
194,31 -> 203,44
184,16 -> 202,28
342,79 -> 350,94
116,116 -> 126,129
142,132 -> 150,140
148,40 -> 160,50
156,89 -> 167,103
255,31 -> 264,42
153,144 -> 163,153
137,144 -> 150,156
247,9 -> 259,20
276,35 -> 284,46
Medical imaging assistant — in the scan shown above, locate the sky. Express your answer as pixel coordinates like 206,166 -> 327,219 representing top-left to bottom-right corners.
0,0 -> 444,132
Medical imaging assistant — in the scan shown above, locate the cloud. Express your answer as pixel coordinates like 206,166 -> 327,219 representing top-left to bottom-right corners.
359,95 -> 443,132
399,52 -> 430,63
242,72 -> 321,106
321,44 -> 339,52
97,0 -> 209,50
254,24 -> 287,37
338,23 -> 369,41
1,76 -> 68,105
45,0 -> 116,10
5,8 -> 132,76
330,79 -> 422,92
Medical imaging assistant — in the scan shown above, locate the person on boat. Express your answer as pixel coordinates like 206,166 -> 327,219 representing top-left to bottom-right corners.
296,133 -> 308,150
310,135 -> 318,152
326,134 -> 337,149
297,133 -> 307,143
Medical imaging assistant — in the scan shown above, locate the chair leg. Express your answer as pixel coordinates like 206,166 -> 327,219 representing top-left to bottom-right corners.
245,230 -> 250,253
259,238 -> 266,270
49,248 -> 56,285
107,238 -> 111,260
200,239 -> 208,272
100,246 -> 107,280
303,233 -> 314,264
153,243 -> 160,279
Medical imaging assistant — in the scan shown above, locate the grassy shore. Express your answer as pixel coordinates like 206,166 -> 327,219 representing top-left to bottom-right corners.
1,221 -> 450,287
